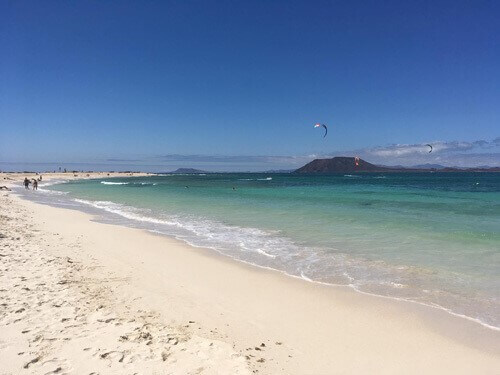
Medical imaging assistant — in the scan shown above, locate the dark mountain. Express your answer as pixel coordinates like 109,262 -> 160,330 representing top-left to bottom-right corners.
411,163 -> 447,169
377,163 -> 446,169
379,164 -> 406,169
261,169 -> 294,173
295,157 -> 390,173
295,157 -> 500,173
440,166 -> 500,172
475,165 -> 495,169
169,168 -> 207,174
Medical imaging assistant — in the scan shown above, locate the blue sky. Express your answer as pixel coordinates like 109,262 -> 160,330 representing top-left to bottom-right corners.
1,1 -> 499,171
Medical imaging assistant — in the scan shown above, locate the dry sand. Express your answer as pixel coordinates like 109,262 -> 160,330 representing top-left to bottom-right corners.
1,174 -> 499,374
0,192 -> 249,374
1,171 -> 153,184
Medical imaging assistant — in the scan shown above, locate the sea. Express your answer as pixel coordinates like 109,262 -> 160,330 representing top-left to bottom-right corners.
16,172 -> 500,330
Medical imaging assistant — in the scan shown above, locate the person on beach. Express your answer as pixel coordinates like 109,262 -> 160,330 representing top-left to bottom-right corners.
23,178 -> 30,189
32,179 -> 38,190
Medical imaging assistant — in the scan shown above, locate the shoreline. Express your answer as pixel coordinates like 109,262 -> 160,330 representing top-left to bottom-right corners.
150,228 -> 500,334
1,174 -> 499,373
13,174 -> 499,333
27,189 -> 500,347
5,173 -> 500,332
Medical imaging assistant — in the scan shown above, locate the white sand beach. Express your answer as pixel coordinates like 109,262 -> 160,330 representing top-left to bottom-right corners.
1,174 -> 499,374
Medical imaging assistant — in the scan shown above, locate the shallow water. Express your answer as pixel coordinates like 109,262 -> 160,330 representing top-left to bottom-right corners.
20,172 -> 500,329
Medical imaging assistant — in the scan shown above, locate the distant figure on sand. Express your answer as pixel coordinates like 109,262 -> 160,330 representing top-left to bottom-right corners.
23,178 -> 30,189
32,179 -> 38,190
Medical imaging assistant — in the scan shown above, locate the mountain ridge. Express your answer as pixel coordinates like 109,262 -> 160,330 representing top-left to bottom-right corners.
294,157 -> 500,173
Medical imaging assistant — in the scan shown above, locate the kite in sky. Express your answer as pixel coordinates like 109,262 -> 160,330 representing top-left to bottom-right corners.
314,123 -> 328,138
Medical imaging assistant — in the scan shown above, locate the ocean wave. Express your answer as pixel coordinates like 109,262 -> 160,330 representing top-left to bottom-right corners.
73,199 -> 173,225
37,188 -> 68,196
72,198 -> 305,266
39,179 -> 70,187
256,249 -> 277,258
238,177 -> 273,181
36,179 -> 70,195
100,181 -> 130,185
300,271 -> 313,282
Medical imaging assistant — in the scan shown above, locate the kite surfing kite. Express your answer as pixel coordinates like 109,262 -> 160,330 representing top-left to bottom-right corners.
314,123 -> 328,138
426,144 -> 433,153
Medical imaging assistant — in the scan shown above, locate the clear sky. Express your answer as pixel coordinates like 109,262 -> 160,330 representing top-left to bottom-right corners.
1,1 -> 499,171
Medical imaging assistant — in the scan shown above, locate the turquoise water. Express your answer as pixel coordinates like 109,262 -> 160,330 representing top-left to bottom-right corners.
35,173 -> 500,329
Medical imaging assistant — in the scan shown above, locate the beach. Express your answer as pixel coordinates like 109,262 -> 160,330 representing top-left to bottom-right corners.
1,174 -> 499,374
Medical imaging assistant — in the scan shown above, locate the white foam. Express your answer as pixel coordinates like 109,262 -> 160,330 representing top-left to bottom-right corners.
37,188 -> 68,196
39,179 -> 70,187
72,198 -> 300,265
100,181 -> 129,185
256,249 -> 277,258
238,177 -> 273,181
36,179 -> 70,195
73,199 -> 174,225
300,271 -> 313,281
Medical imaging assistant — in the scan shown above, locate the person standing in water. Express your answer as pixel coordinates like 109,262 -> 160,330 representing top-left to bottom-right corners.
24,178 -> 30,189
32,179 -> 38,190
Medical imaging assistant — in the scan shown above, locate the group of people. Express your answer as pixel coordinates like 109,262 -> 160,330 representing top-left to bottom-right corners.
24,176 -> 41,190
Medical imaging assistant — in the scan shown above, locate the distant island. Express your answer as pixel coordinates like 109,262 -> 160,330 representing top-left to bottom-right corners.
294,157 -> 500,173
169,168 -> 208,174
